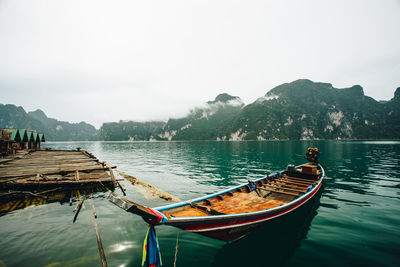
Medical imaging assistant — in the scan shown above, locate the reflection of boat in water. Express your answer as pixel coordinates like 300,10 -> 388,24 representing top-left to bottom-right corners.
110,148 -> 325,242
212,186 -> 323,266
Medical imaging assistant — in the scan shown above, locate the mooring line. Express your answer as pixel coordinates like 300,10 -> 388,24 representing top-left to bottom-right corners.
174,230 -> 180,267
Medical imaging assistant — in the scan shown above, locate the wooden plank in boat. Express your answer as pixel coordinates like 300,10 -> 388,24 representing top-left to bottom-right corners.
283,174 -> 319,182
266,180 -> 308,190
170,207 -> 208,217
260,187 -> 302,197
261,184 -> 306,193
210,192 -> 282,214
281,175 -> 318,184
278,180 -> 312,188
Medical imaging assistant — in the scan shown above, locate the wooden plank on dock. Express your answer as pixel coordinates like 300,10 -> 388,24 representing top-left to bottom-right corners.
0,150 -> 116,190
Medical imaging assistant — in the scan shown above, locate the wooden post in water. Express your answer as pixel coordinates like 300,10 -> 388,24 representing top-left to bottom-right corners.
89,198 -> 107,267
117,180 -> 126,196
69,191 -> 73,206
73,197 -> 85,223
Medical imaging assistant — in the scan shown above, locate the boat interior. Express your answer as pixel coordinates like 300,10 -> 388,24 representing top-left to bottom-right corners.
162,164 -> 322,218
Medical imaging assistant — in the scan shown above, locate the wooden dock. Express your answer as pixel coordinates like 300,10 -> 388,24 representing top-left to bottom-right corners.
0,150 -> 117,190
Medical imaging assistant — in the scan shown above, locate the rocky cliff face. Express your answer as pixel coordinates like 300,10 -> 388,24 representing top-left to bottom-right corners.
228,79 -> 394,140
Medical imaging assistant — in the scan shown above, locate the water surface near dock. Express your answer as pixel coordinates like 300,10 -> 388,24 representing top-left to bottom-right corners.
0,141 -> 399,267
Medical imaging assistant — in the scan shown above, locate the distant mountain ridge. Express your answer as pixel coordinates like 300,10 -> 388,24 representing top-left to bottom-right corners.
2,79 -> 398,141
99,79 -> 400,141
0,104 -> 98,141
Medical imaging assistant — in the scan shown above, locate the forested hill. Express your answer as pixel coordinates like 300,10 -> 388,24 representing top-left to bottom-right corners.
99,79 -> 400,141
0,105 -> 98,141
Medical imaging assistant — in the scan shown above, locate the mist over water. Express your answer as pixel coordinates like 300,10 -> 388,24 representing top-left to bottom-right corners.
0,141 -> 399,266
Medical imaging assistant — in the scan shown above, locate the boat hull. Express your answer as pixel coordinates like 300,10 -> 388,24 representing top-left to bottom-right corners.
163,181 -> 323,241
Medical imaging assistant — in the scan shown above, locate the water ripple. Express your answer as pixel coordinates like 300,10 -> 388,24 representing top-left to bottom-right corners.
0,140 -> 399,267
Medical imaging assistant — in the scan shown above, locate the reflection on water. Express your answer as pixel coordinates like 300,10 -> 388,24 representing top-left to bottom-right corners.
0,141 -> 399,266
0,187 -> 108,215
213,190 -> 322,267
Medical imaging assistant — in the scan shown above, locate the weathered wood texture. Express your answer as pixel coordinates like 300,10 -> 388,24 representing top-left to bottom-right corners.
117,170 -> 181,202
168,191 -> 288,218
0,150 -> 116,189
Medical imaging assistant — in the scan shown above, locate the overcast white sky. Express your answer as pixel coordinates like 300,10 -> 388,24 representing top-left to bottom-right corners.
0,0 -> 399,128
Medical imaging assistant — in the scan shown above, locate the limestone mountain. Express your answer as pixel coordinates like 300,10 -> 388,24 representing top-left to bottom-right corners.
228,79 -> 396,140
382,87 -> 400,137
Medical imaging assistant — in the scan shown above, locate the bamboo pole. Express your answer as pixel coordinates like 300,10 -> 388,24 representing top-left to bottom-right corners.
69,191 -> 73,206
89,198 -> 107,267
73,196 -> 84,223
116,180 -> 126,196
108,167 -> 117,187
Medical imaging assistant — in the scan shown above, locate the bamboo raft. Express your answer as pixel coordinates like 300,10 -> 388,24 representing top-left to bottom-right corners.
0,150 -> 117,190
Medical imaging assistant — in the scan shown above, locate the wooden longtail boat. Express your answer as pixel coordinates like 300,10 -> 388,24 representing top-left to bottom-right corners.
110,152 -> 325,242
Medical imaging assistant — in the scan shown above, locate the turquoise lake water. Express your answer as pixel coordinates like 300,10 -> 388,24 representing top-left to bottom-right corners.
0,140 -> 399,266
